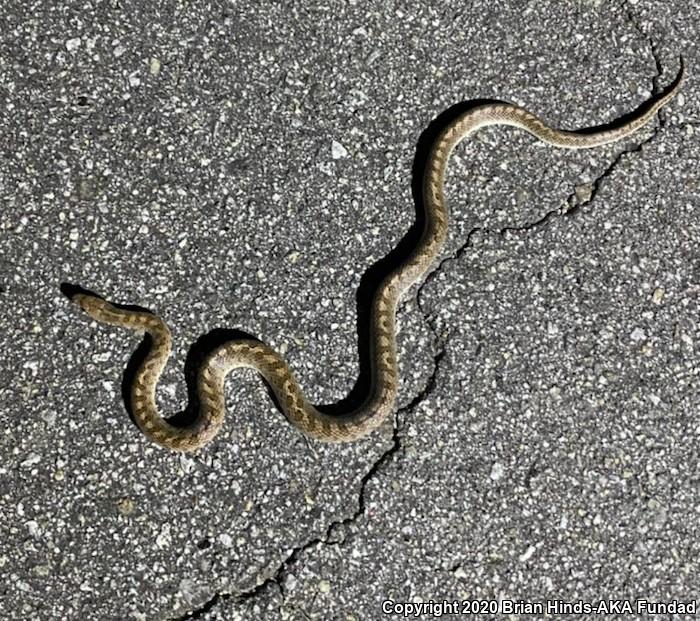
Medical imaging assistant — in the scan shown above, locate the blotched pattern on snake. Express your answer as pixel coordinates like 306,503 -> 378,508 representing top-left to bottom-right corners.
70,62 -> 685,452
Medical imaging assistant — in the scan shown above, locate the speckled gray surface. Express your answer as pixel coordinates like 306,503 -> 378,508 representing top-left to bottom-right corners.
1,1 -> 698,620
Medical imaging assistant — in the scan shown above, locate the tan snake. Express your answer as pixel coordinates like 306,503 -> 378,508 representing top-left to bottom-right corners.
70,62 -> 685,452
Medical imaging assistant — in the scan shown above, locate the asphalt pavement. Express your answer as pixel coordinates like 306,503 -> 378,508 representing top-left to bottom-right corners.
1,1 -> 698,619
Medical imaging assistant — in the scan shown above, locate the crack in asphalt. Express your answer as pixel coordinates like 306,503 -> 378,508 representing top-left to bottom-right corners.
169,329 -> 447,620
623,0 -> 666,94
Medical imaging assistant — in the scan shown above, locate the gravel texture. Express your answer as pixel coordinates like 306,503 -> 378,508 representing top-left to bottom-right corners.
1,1 -> 698,619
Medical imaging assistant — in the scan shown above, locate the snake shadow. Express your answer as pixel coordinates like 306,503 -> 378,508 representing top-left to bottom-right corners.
320,98 -> 500,416
60,64 -> 683,429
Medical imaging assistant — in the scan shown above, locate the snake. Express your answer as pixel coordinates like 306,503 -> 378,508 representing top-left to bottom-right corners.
69,61 -> 685,452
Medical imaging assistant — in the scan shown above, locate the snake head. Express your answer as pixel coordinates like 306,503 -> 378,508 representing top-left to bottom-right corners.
71,293 -> 113,319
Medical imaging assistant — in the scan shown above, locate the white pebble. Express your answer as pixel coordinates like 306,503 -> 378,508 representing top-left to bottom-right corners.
519,545 -> 536,562
490,462 -> 505,481
155,524 -> 171,548
26,520 -> 40,537
630,327 -> 646,342
331,140 -> 348,159
20,453 -> 41,468
66,38 -> 81,52
284,573 -> 297,591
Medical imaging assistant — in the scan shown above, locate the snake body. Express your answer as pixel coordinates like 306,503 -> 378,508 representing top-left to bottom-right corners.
71,63 -> 685,452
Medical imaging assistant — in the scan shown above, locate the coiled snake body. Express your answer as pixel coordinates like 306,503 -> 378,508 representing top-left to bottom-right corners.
71,64 -> 685,452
